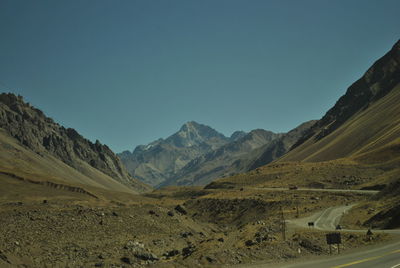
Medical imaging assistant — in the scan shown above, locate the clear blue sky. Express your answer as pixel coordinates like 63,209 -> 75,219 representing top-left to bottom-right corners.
0,0 -> 399,152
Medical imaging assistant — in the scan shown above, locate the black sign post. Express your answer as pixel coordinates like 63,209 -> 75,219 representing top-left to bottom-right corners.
326,232 -> 341,254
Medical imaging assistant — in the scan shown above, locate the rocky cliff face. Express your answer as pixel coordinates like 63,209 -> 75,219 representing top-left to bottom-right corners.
160,121 -> 316,187
159,129 -> 282,187
118,121 -> 231,186
121,120 -> 316,187
293,40 -> 400,149
247,120 -> 317,170
166,121 -> 229,148
0,93 -> 148,192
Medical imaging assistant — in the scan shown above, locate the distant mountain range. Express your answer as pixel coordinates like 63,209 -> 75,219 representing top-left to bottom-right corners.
119,120 -> 315,187
118,121 -> 233,186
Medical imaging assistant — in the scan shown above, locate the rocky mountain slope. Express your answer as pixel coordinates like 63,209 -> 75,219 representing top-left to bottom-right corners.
121,120 -> 316,188
240,120 -> 317,171
118,121 -> 233,186
159,129 -> 282,186
0,93 -> 150,194
160,122 -> 315,187
284,39 -> 400,162
209,40 -> 400,230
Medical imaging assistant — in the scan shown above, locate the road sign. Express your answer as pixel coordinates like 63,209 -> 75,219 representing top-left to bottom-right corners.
326,232 -> 341,245
326,232 -> 342,254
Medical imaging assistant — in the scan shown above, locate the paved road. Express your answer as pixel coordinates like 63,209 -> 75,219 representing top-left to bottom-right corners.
283,205 -> 400,268
288,204 -> 400,234
240,203 -> 400,268
251,187 -> 379,195
278,240 -> 400,268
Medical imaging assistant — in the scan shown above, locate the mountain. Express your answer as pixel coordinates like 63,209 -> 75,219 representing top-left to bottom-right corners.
245,120 -> 317,170
118,121 -> 231,186
229,130 -> 247,141
284,39 -> 400,162
0,93 -> 150,195
160,121 -> 315,187
159,129 -> 282,186
207,40 -> 400,228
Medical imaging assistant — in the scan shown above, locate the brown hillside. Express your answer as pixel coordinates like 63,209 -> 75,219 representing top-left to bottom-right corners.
0,93 -> 151,196
280,83 -> 400,162
209,40 -> 400,192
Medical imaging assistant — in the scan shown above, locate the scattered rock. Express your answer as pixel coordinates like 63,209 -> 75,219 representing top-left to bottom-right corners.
175,205 -> 187,215
245,240 -> 256,247
182,245 -> 195,257
180,232 -> 193,238
217,238 -> 224,242
124,241 -> 158,261
164,249 -> 180,258
134,252 -> 158,261
167,211 -> 174,217
205,256 -> 216,263
120,257 -> 132,264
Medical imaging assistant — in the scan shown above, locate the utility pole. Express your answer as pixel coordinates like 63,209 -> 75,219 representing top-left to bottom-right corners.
280,206 -> 286,241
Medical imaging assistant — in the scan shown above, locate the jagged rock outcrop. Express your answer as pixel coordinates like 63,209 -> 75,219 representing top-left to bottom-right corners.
121,119 -> 316,187
160,129 -> 282,186
160,121 -> 315,187
0,93 -> 149,192
118,121 -> 231,186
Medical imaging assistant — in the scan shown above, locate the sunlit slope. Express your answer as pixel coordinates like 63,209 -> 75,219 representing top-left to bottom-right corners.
208,40 -> 400,190
0,93 -> 152,197
208,85 -> 400,190
280,83 -> 400,162
0,128 -> 141,196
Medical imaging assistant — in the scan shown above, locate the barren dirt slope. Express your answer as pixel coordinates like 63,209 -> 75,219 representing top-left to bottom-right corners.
281,40 -> 400,163
280,83 -> 400,163
0,128 -> 143,196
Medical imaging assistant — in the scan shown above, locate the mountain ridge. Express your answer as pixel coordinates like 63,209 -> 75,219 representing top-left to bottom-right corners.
118,121 -> 231,186
208,39 -> 400,210
0,93 -> 150,194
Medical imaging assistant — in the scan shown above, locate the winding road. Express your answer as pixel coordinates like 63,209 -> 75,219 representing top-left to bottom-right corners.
234,188 -> 400,268
280,204 -> 400,268
236,202 -> 400,268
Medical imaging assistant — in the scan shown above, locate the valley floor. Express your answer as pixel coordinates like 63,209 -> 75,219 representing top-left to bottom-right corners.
0,179 -> 393,268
